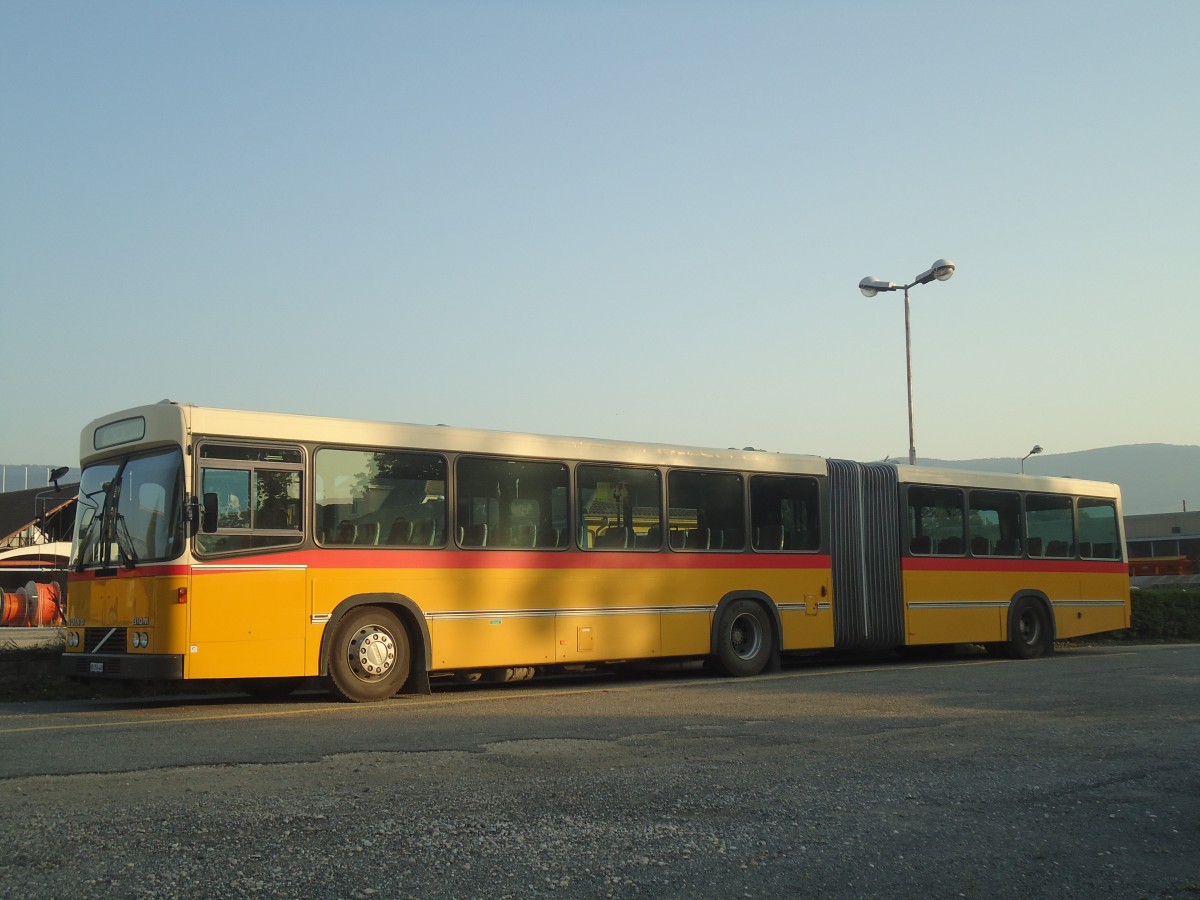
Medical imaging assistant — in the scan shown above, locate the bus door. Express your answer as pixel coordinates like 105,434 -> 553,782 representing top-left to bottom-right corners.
827,460 -> 904,650
188,444 -> 309,679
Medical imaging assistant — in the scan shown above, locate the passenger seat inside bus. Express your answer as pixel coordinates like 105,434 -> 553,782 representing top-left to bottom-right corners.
459,523 -> 488,547
387,518 -> 412,544
993,538 -> 1021,556
936,537 -> 963,555
636,525 -> 661,549
408,518 -> 438,545
755,526 -> 785,551
594,527 -> 631,548
354,521 -> 380,545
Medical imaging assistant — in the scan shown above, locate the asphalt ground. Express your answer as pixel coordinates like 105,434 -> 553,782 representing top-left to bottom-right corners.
0,644 -> 1196,899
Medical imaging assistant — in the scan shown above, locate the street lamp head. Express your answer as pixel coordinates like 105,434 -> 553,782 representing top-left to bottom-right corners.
912,258 -> 957,286
859,276 -> 896,298
1020,444 -> 1043,473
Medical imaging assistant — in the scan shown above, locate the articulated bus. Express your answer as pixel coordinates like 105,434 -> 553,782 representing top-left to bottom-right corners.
61,402 -> 1130,701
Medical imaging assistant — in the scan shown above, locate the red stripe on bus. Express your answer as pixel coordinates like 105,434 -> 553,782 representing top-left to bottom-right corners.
903,557 -> 1127,575
70,564 -> 189,581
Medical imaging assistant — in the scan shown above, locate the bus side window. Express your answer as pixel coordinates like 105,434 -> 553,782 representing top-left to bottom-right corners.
749,474 -> 820,552
456,456 -> 568,550
1026,494 -> 1074,559
968,490 -> 1021,558
1078,498 -> 1120,559
195,443 -> 304,554
577,465 -> 662,552
667,470 -> 744,552
314,448 -> 447,549
907,485 -> 964,556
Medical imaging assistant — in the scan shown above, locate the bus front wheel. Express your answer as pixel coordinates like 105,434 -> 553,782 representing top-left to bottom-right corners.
715,599 -> 774,677
328,606 -> 412,702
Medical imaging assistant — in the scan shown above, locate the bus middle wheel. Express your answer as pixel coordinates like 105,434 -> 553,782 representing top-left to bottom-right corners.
715,599 -> 774,677
1005,597 -> 1054,660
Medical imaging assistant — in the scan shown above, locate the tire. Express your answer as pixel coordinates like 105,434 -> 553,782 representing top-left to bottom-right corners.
714,599 -> 774,677
1004,597 -> 1054,660
327,606 -> 412,702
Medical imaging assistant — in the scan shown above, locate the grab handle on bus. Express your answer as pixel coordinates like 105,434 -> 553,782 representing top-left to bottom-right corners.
202,493 -> 219,533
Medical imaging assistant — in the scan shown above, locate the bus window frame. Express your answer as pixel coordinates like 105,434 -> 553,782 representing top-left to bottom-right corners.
313,445 -> 449,549
666,468 -> 746,553
1024,492 -> 1076,559
967,488 -> 1024,558
906,484 -> 966,557
194,440 -> 306,556
1077,495 -> 1122,560
453,454 -> 571,551
576,462 -> 664,552
748,473 -> 822,553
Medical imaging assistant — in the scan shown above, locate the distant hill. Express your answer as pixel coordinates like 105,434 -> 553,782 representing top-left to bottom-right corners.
915,444 -> 1200,516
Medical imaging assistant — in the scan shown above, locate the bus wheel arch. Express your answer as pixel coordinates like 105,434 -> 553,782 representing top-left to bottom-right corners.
711,592 -> 781,677
994,592 -> 1055,660
322,593 -> 431,697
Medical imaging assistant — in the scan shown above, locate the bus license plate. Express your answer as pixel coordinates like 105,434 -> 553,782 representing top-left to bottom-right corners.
90,662 -> 104,674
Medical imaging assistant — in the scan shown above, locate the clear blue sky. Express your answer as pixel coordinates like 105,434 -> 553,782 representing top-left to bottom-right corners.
3,1 -> 1197,466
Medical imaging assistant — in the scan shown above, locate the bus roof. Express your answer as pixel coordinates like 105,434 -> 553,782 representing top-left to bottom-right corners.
80,402 -> 1122,498
82,401 -> 827,476
892,463 -> 1121,499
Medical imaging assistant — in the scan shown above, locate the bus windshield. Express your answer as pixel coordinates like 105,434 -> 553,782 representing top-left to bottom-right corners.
71,447 -> 186,571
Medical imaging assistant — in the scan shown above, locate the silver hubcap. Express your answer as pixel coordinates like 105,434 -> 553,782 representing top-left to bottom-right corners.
1018,609 -> 1040,645
730,612 -> 763,660
347,624 -> 396,682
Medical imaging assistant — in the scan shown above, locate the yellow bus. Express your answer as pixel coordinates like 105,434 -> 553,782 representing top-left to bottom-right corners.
61,402 -> 1130,701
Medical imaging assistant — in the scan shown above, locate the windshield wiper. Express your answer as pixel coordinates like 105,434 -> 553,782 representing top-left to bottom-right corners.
115,514 -> 139,570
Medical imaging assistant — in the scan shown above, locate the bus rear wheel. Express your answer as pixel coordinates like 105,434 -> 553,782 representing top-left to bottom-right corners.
1002,597 -> 1054,660
328,606 -> 411,702
715,599 -> 774,677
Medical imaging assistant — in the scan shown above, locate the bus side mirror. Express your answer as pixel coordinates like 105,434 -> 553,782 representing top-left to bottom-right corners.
49,466 -> 70,490
202,493 -> 219,533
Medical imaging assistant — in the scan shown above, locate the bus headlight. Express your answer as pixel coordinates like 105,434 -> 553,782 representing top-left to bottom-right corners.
67,632 -> 80,648
132,632 -> 149,648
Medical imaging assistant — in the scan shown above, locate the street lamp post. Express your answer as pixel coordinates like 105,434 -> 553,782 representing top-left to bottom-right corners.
1020,445 -> 1043,474
858,258 -> 956,466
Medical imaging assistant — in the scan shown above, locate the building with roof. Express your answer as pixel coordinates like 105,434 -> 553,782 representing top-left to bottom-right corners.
1125,511 -> 1200,587
0,483 -> 77,591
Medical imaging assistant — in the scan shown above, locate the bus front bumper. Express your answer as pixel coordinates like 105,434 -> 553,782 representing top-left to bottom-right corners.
61,653 -> 185,680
